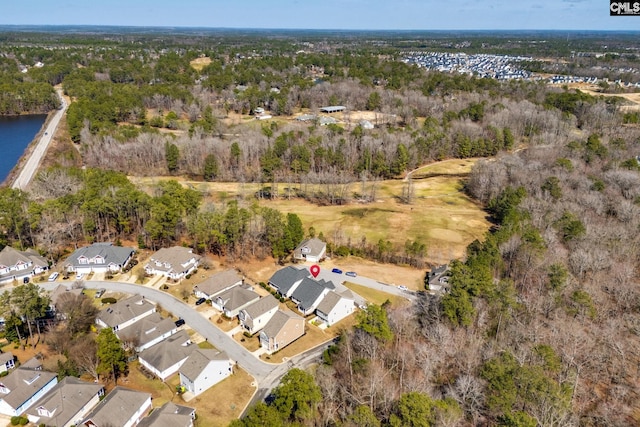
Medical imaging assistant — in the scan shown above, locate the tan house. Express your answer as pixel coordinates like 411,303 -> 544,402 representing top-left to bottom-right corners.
259,309 -> 305,354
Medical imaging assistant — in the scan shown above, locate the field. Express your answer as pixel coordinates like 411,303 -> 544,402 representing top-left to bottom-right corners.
130,158 -> 490,266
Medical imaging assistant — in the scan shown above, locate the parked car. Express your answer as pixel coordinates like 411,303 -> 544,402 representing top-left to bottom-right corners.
175,318 -> 186,327
331,268 -> 343,274
345,271 -> 357,277
195,297 -> 206,306
47,272 -> 59,282
22,276 -> 30,284
95,288 -> 106,298
398,285 -> 408,291
76,272 -> 84,280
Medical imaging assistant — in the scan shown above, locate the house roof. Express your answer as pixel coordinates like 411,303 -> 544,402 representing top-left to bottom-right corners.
20,357 -> 42,370
290,277 -> 335,312
0,246 -> 34,268
145,247 -> 200,274
116,312 -> 176,349
179,349 -> 229,382
0,367 -> 57,410
293,238 -> 326,258
215,286 -> 259,312
193,269 -> 242,297
320,105 -> 346,113
64,243 -> 134,268
138,401 -> 195,427
81,386 -> 150,427
262,309 -> 304,338
29,376 -> 103,426
241,294 -> 279,320
138,330 -> 195,373
316,290 -> 352,316
97,295 -> 155,328
0,353 -> 13,366
268,266 -> 309,294
49,285 -> 84,309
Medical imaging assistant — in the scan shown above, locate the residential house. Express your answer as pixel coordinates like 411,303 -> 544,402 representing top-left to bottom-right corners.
20,358 -> 42,371
211,286 -> 260,318
26,377 -> 104,427
144,247 -> 201,280
0,353 -> 14,373
64,243 -> 134,275
138,402 -> 196,427
290,277 -> 335,316
316,290 -> 356,326
259,309 -> 305,354
96,295 -> 156,332
238,294 -> 280,335
267,266 -> 309,298
138,331 -> 195,381
49,285 -> 84,315
193,269 -> 243,301
0,367 -> 58,416
428,264 -> 449,293
292,238 -> 326,263
81,387 -> 151,427
116,312 -> 177,353
0,246 -> 48,283
179,349 -> 233,397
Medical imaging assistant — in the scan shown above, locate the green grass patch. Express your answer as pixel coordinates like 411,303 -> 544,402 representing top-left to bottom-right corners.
343,281 -> 403,307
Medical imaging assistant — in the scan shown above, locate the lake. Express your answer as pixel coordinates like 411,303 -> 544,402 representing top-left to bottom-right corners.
0,114 -> 47,184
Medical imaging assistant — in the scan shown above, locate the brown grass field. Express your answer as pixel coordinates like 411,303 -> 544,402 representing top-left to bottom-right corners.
189,56 -> 212,71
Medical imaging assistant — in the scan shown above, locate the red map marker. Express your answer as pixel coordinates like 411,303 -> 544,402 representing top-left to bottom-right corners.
310,265 -> 320,278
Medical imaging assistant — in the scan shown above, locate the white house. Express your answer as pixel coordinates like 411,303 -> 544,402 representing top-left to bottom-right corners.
292,238 -> 326,263
0,246 -> 48,284
315,290 -> 356,326
26,377 -> 104,427
144,247 -> 201,280
193,269 -> 243,301
64,243 -> 134,275
81,387 -> 151,427
0,353 -> 15,373
138,402 -> 195,427
238,294 -> 280,335
0,367 -> 58,416
290,277 -> 335,316
211,286 -> 260,318
179,349 -> 233,397
115,312 -> 177,353
96,295 -> 156,332
138,331 -> 195,381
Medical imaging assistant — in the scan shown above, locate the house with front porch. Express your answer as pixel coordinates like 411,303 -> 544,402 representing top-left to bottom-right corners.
0,246 -> 48,284
144,246 -> 201,280
193,269 -> 243,301
64,243 -> 134,275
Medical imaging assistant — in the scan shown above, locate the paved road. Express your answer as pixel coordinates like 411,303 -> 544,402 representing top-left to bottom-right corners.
315,268 -> 417,302
12,88 -> 68,190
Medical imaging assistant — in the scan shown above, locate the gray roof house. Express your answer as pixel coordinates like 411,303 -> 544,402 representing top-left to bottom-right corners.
0,367 -> 58,416
138,330 -> 196,381
238,294 -> 280,335
144,247 -> 201,280
138,402 -> 196,427
259,309 -> 305,355
0,353 -> 15,373
267,266 -> 309,298
292,238 -> 326,263
63,243 -> 134,274
26,377 -> 104,427
290,277 -> 335,316
179,349 -> 233,397
0,246 -> 48,283
81,386 -> 152,427
212,285 -> 260,318
116,312 -> 178,353
193,269 -> 243,300
316,290 -> 356,326
96,295 -> 156,332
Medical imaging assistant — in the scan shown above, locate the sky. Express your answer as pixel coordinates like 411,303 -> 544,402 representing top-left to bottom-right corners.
1,0 -> 636,31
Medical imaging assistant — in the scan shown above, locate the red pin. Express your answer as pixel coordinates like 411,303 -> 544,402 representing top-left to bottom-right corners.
310,265 -> 320,278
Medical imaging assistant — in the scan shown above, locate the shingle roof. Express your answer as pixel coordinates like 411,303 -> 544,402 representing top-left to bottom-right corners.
29,377 -> 103,427
64,242 -> 134,269
20,357 -> 42,370
268,267 -> 309,294
97,295 -> 155,328
145,247 -> 200,275
81,386 -> 150,427
116,312 -> 176,349
138,331 -> 195,374
0,246 -> 33,268
0,353 -> 13,366
293,238 -> 326,258
242,294 -> 279,319
0,367 -> 57,410
215,286 -> 259,312
193,269 -> 242,297
316,291 -> 342,315
138,401 -> 195,427
179,349 -> 229,382
290,277 -> 335,312
262,309 -> 303,338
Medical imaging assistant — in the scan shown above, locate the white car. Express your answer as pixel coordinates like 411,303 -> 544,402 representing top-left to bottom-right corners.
398,285 -> 408,291
76,273 -> 84,280
47,272 -> 59,282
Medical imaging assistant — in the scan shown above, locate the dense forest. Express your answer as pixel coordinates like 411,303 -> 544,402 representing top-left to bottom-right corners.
1,29 -> 640,426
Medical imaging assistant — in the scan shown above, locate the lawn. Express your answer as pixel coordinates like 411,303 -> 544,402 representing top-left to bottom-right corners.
342,281 -> 404,306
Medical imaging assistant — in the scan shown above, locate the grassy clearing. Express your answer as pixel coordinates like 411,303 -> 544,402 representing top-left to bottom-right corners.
342,281 -> 404,306
189,56 -> 212,71
122,361 -> 175,406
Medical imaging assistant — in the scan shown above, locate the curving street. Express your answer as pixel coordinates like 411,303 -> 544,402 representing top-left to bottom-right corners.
12,88 -> 68,190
